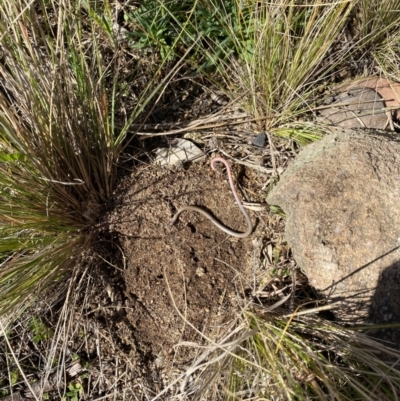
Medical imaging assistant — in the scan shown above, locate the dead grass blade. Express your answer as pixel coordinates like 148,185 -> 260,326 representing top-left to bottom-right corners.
181,309 -> 400,401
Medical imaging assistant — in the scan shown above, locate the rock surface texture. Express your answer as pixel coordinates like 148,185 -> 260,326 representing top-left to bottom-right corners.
319,88 -> 390,129
267,128 -> 400,346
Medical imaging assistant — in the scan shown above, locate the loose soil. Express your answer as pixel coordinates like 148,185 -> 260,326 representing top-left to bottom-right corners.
105,159 -> 260,365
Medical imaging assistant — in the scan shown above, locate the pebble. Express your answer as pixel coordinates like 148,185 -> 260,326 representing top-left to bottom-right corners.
252,132 -> 266,147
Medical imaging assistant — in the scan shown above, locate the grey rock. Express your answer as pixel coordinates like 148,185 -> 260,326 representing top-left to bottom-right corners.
252,132 -> 266,147
319,88 -> 389,129
267,128 -> 400,343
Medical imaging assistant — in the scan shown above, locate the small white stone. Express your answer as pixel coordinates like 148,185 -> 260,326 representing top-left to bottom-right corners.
154,139 -> 205,167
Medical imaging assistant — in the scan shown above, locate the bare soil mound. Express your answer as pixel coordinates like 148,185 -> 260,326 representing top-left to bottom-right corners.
106,159 -> 257,366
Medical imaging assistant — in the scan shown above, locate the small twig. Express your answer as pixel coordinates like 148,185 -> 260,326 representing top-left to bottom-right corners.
290,269 -> 296,313
265,130 -> 277,176
347,110 -> 366,127
135,113 -> 250,137
281,302 -> 341,318
313,99 -> 393,111
38,177 -> 85,185
385,110 -> 395,130
218,149 -> 273,174
131,112 -> 247,131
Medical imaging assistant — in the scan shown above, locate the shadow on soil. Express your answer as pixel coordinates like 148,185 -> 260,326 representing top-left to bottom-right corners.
318,245 -> 400,350
368,258 -> 400,350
